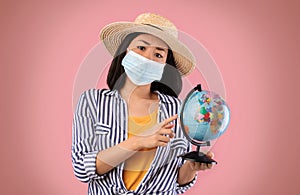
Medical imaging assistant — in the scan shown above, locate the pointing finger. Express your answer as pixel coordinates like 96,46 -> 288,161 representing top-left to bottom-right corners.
161,114 -> 178,127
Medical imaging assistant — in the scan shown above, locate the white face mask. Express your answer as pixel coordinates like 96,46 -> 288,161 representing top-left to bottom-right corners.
121,50 -> 166,86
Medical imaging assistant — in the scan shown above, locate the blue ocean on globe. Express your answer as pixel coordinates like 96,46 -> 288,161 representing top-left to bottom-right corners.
181,90 -> 230,142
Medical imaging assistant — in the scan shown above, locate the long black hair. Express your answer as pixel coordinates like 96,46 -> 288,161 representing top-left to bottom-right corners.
106,32 -> 182,97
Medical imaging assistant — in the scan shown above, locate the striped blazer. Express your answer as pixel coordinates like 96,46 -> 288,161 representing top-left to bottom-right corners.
72,89 -> 197,194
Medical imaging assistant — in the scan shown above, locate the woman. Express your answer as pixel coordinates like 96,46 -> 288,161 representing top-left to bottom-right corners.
72,13 -> 213,194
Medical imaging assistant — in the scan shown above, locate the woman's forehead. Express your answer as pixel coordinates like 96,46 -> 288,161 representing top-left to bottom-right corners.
130,34 -> 168,48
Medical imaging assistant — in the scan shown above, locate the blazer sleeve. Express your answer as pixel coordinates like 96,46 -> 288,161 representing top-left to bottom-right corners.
175,141 -> 198,193
71,90 -> 104,182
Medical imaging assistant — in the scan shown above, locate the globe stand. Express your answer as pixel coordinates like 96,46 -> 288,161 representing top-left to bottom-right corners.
179,142 -> 217,164
179,84 -> 218,164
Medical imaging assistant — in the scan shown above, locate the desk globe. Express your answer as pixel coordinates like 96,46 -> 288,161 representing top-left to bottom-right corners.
179,84 -> 230,164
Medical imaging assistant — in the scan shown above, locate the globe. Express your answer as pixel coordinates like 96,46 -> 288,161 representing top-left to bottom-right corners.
179,85 -> 230,164
181,88 -> 230,143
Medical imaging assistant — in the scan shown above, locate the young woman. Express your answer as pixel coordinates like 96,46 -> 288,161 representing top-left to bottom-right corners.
72,13 -> 213,194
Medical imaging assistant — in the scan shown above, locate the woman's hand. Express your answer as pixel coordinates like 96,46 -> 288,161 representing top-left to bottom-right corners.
177,151 -> 214,185
132,114 -> 178,150
186,151 -> 214,171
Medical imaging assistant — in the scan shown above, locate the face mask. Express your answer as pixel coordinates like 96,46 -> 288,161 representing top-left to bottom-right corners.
121,50 -> 165,86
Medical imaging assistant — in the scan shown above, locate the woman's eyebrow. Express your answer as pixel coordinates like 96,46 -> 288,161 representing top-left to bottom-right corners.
138,40 -> 167,51
138,40 -> 151,45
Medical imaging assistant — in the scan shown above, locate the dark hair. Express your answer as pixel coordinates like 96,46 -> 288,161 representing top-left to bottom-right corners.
106,32 -> 182,97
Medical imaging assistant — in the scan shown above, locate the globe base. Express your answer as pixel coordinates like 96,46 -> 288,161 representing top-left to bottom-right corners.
179,151 -> 217,164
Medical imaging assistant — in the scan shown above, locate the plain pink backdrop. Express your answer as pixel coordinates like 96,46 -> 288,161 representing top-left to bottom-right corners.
1,0 -> 299,194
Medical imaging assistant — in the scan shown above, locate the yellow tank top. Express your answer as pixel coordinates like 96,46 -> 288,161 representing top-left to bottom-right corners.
123,110 -> 157,191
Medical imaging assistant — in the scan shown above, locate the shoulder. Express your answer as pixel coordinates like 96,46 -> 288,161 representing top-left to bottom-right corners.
79,88 -> 117,108
81,88 -> 116,99
81,88 -> 110,96
158,93 -> 182,106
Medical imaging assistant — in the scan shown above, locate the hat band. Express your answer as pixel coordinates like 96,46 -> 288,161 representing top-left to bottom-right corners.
142,23 -> 163,31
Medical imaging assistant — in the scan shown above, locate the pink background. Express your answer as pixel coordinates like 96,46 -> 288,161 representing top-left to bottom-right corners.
1,0 -> 299,194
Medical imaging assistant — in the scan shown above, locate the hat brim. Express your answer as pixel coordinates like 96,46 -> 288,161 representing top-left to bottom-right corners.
100,22 -> 195,76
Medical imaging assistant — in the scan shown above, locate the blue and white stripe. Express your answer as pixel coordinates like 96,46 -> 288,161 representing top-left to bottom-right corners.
72,89 -> 197,194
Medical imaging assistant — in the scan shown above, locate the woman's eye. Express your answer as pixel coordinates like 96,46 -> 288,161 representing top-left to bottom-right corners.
137,46 -> 145,51
155,53 -> 163,58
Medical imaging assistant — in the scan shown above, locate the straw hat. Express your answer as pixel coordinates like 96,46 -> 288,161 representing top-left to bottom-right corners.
100,13 -> 195,76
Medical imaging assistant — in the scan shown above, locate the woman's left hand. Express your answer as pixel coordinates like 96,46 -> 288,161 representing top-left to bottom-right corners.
177,151 -> 215,185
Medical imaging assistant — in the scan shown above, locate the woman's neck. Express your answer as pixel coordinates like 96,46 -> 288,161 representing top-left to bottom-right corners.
120,77 -> 159,116
120,77 -> 157,101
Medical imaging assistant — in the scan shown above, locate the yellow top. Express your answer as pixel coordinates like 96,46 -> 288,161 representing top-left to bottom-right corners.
123,110 -> 158,191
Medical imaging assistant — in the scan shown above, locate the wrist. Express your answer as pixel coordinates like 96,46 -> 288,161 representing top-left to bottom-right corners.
177,161 -> 197,185
126,136 -> 142,151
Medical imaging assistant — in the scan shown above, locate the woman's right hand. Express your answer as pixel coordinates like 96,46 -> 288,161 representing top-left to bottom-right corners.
132,114 -> 178,150
96,114 -> 178,175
